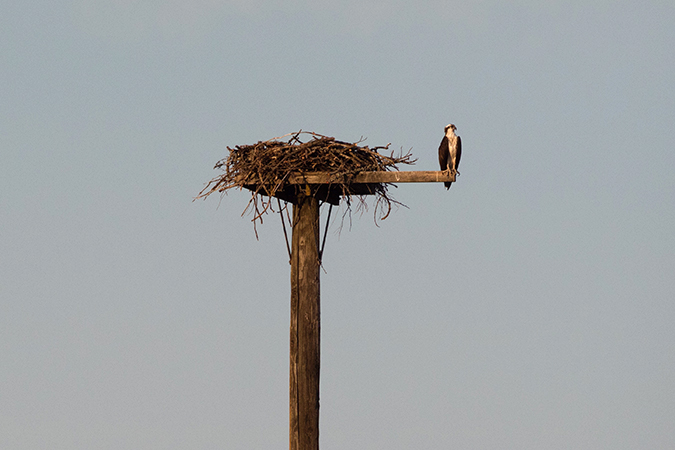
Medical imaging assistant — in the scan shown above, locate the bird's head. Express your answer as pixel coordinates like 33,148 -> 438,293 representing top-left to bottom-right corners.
444,124 -> 457,134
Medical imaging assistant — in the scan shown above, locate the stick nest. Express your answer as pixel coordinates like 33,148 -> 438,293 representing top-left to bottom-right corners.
197,131 -> 416,229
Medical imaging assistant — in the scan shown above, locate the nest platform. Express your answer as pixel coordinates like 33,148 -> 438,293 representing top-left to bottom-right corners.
197,131 -> 416,207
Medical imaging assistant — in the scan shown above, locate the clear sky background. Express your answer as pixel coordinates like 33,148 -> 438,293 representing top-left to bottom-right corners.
2,1 -> 674,449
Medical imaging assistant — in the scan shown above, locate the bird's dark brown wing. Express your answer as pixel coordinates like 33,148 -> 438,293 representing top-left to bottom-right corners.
456,135 -> 462,171
438,136 -> 449,170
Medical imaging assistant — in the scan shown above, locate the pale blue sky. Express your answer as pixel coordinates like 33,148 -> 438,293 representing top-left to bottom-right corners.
2,1 -> 674,449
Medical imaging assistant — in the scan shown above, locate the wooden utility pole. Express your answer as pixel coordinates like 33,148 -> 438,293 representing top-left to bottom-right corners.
289,194 -> 321,450
280,171 -> 456,450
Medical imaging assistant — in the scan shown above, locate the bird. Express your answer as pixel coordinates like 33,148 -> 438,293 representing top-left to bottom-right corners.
438,123 -> 462,189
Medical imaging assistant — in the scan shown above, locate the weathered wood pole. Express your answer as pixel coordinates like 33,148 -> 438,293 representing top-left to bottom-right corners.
289,193 -> 321,450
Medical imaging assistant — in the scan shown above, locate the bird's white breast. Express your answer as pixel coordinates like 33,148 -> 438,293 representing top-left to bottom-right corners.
446,132 -> 457,154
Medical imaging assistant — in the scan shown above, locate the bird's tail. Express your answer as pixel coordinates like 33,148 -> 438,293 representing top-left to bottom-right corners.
444,182 -> 452,189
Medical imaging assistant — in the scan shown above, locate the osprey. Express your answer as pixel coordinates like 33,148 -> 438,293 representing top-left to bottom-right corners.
438,123 -> 462,189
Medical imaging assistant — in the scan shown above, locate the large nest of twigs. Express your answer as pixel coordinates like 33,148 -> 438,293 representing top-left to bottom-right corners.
197,131 -> 416,228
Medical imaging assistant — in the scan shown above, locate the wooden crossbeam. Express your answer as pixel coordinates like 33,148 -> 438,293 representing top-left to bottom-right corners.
286,170 -> 456,184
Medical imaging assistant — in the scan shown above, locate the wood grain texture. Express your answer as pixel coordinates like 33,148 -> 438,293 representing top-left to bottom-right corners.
285,170 -> 456,184
289,195 -> 321,450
